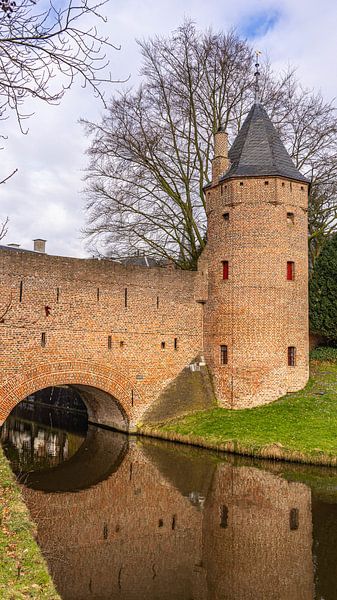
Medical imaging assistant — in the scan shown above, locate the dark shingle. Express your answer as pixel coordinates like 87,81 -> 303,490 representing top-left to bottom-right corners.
221,103 -> 308,183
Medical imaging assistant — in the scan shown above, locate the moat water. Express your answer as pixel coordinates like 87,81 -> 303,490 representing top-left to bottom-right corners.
1,391 -> 337,599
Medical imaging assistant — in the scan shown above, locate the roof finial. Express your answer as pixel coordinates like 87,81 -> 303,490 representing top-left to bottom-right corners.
254,50 -> 262,103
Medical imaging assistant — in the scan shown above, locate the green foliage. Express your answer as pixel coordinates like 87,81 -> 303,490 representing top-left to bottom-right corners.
310,233 -> 337,342
310,346 -> 337,362
158,362 -> 337,462
0,450 -> 60,599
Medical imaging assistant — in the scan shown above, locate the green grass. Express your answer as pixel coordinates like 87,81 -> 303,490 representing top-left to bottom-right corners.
0,449 -> 60,599
153,357 -> 337,465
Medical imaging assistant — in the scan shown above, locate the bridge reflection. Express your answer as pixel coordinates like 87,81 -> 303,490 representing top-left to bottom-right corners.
10,423 -> 315,600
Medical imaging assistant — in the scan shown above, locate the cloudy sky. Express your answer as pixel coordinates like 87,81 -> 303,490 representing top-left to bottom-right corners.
1,0 -> 337,256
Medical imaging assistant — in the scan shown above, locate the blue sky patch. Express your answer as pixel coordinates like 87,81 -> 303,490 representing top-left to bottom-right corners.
239,8 -> 281,39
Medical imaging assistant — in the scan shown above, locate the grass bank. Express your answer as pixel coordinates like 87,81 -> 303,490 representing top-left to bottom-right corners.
140,354 -> 337,466
0,448 -> 60,599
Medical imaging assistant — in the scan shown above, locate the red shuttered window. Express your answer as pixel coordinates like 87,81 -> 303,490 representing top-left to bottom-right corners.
222,261 -> 229,280
287,261 -> 295,281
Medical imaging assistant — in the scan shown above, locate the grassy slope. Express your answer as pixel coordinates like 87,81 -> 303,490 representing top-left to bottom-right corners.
0,449 -> 60,600
148,360 -> 337,465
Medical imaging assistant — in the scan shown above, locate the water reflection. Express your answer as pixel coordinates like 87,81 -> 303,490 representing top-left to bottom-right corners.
3,405 -> 337,599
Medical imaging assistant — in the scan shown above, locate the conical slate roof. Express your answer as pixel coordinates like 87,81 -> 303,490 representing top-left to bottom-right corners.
221,103 -> 308,183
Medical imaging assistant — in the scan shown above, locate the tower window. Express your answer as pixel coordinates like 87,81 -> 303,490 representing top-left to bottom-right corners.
161,341 -> 165,349
264,180 -> 269,186
287,212 -> 294,224
220,345 -> 228,365
220,184 -> 224,195
222,261 -> 229,280
300,186 -> 304,191
223,212 -> 229,222
290,508 -> 299,530
239,181 -> 244,186
288,346 -> 296,367
287,261 -> 295,280
220,505 -> 228,528
41,332 -> 46,347
108,335 -> 112,349
174,338 -> 178,350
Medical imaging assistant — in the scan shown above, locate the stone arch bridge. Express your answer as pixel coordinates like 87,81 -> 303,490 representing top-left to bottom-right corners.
0,247 -> 210,431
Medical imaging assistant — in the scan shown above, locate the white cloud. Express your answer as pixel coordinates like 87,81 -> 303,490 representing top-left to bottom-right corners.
1,0 -> 337,256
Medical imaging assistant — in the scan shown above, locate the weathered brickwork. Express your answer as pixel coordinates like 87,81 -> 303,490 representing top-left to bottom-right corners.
0,101 -> 309,422
0,250 -> 204,429
204,175 -> 309,408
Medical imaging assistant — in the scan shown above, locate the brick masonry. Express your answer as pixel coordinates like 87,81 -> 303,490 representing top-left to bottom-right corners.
0,116 -> 309,424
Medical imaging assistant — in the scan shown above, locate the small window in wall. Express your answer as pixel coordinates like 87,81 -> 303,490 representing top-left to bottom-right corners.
56,287 -> 60,303
120,340 -> 124,348
221,184 -> 224,195
287,261 -> 295,281
282,182 -> 285,187
156,296 -> 159,309
108,335 -> 112,349
300,186 -> 304,191
239,181 -> 244,186
158,519 -> 164,528
174,338 -> 178,350
288,346 -> 296,367
220,345 -> 228,365
223,212 -> 229,222
264,180 -> 269,186
287,212 -> 294,224
220,505 -> 228,528
161,341 -> 165,350
41,332 -> 46,347
124,288 -> 128,308
97,287 -> 100,301
222,261 -> 229,280
19,281 -> 23,303
290,508 -> 299,531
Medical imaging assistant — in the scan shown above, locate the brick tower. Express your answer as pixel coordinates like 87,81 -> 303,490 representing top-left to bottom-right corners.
204,102 -> 309,408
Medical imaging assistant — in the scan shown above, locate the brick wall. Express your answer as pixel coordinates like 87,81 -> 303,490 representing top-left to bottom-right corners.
204,175 -> 309,408
0,249 -> 203,428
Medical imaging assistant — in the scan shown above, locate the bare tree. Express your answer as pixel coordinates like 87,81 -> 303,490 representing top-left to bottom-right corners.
0,0 -> 118,129
0,0 -> 120,243
83,22 -> 337,268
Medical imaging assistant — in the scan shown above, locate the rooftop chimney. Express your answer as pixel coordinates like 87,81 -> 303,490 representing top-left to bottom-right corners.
33,239 -> 46,253
212,126 -> 229,184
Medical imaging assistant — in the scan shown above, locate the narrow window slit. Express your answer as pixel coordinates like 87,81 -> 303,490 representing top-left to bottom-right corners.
19,281 -> 23,303
220,345 -> 228,365
290,508 -> 299,530
156,296 -> 159,309
222,261 -> 229,280
108,335 -> 112,349
223,212 -> 229,222
124,288 -> 128,308
56,287 -> 60,303
97,287 -> 100,301
220,505 -> 228,528
288,346 -> 296,367
41,332 -> 46,347
174,338 -> 178,350
161,341 -> 165,349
